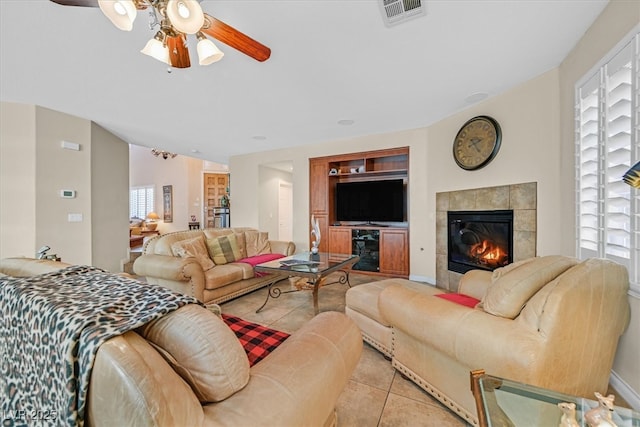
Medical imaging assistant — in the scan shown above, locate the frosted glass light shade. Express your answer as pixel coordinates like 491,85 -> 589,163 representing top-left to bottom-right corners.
197,36 -> 224,65
98,0 -> 136,31
166,0 -> 205,34
141,33 -> 170,64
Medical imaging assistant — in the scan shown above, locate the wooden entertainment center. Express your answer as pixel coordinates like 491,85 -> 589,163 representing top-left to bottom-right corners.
309,147 -> 409,277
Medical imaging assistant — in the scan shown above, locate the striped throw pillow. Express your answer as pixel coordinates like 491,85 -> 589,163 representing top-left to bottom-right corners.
206,234 -> 243,265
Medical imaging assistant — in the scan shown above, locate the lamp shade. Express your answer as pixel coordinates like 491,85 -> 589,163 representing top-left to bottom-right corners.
98,0 -> 136,31
141,32 -> 170,64
166,0 -> 205,35
146,212 -> 160,220
197,34 -> 224,65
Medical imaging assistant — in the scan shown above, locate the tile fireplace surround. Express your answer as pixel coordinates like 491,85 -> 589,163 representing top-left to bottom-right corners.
436,182 -> 537,292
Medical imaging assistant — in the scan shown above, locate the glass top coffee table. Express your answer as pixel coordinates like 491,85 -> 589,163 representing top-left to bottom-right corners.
254,252 -> 359,314
470,370 -> 639,427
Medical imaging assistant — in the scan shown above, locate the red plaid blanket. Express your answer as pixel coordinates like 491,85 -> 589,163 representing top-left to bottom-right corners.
222,314 -> 290,366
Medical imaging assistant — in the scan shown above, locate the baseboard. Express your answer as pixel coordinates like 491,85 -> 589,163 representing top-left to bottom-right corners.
408,274 -> 435,285
610,369 -> 640,411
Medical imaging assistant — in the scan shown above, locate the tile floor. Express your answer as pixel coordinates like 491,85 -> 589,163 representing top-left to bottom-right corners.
219,272 -> 469,427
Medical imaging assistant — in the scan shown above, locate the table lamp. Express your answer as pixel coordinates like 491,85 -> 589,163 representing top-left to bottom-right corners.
146,212 -> 160,230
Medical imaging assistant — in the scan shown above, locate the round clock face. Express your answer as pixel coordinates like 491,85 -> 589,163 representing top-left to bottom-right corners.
453,116 -> 502,170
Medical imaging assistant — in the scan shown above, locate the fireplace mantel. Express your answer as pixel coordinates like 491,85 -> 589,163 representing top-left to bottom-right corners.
436,182 -> 537,292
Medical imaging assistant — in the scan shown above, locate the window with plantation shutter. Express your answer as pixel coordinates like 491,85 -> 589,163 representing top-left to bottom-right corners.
130,185 -> 155,220
575,30 -> 639,294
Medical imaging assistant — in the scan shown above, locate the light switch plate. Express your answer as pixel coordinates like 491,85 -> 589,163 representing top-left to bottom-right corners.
68,213 -> 83,222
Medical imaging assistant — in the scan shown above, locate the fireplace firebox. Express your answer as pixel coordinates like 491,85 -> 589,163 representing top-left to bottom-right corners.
448,210 -> 513,274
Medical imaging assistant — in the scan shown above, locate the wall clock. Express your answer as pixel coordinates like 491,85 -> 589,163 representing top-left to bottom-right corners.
453,116 -> 502,170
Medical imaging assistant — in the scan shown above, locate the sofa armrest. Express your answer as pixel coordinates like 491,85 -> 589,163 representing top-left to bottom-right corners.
457,269 -> 492,300
88,331 -> 205,427
269,240 -> 296,256
209,311 -> 362,426
380,285 -> 542,380
0,257 -> 71,277
133,254 -> 203,282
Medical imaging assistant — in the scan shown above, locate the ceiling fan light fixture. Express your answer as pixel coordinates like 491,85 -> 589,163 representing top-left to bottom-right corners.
166,0 -> 205,34
98,0 -> 136,31
197,32 -> 224,65
141,31 -> 170,64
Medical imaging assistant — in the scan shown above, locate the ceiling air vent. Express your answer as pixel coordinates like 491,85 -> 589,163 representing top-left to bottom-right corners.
380,0 -> 426,27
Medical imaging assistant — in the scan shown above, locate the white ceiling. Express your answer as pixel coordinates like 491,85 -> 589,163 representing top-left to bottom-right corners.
0,0 -> 608,164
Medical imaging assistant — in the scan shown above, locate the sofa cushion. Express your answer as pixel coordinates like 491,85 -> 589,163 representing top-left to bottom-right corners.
204,264 -> 248,289
481,255 -> 578,319
138,304 -> 250,403
346,278 -> 442,327
233,231 -> 247,260
206,234 -> 243,265
244,230 -> 271,257
171,236 -> 214,271
150,230 -> 204,256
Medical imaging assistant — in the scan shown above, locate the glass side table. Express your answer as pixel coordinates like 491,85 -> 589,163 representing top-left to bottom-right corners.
470,370 -> 639,427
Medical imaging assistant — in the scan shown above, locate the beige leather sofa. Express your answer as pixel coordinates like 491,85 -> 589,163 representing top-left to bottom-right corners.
89,307 -> 361,427
133,227 -> 295,305
1,257 -> 363,427
345,256 -> 631,425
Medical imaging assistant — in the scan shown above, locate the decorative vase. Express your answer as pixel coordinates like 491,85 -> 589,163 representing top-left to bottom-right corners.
311,215 -> 321,254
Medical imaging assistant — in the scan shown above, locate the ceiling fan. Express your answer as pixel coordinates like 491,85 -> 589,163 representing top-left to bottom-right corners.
49,0 -> 271,68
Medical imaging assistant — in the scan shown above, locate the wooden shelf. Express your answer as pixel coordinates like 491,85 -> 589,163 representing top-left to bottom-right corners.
329,169 -> 407,178
328,150 -> 408,177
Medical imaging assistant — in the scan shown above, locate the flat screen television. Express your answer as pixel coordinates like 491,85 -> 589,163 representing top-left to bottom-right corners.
336,179 -> 405,223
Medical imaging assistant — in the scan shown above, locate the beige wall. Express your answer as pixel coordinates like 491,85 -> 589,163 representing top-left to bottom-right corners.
0,103 -> 129,271
258,165 -> 293,239
0,103 -> 36,258
230,0 -> 639,407
91,122 -> 130,271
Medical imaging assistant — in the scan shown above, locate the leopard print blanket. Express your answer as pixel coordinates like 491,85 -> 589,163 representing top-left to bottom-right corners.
0,265 -> 200,427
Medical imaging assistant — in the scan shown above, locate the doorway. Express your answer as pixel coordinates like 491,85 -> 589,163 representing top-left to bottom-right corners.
203,173 -> 229,228
278,181 -> 293,241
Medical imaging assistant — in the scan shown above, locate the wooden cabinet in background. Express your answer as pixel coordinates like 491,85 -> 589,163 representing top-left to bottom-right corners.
328,227 -> 352,254
310,147 -> 410,277
379,228 -> 409,276
309,159 -> 330,252
309,159 -> 329,214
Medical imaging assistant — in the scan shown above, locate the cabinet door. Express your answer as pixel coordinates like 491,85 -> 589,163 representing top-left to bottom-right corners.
379,229 -> 408,276
309,159 -> 329,214
328,227 -> 352,254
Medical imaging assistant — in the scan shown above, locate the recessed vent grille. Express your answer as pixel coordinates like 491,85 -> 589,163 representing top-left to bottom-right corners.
380,0 -> 426,27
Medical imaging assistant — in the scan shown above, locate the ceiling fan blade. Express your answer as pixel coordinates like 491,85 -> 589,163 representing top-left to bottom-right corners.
167,35 -> 191,69
49,0 -> 99,6
202,14 -> 271,62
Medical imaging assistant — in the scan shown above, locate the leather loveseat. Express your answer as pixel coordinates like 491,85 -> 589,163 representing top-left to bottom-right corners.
133,227 -> 295,305
345,256 -> 631,425
88,306 -> 361,426
0,257 -> 363,427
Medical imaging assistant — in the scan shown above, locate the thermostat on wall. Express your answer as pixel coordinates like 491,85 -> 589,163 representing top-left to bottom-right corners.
60,190 -> 76,198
